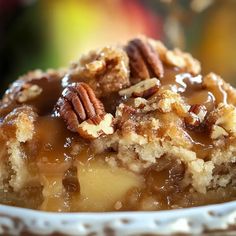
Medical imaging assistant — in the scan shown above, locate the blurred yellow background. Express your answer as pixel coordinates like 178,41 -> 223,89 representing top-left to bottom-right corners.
40,0 -> 163,66
0,0 -> 236,93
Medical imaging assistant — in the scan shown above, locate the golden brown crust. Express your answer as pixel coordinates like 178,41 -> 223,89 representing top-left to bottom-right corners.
66,46 -> 130,97
0,106 -> 39,191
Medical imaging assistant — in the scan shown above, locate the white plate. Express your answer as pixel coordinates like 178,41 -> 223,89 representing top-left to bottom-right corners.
1,201 -> 236,235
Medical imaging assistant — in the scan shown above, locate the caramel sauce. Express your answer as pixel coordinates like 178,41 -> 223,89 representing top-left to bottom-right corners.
161,68 -> 215,112
1,64 -> 235,212
160,67 -> 202,95
140,159 -> 185,210
186,90 -> 215,112
26,77 -> 63,115
30,116 -> 89,211
185,130 -> 213,159
160,66 -> 227,110
159,66 -> 228,154
34,116 -> 76,164
206,78 -> 228,104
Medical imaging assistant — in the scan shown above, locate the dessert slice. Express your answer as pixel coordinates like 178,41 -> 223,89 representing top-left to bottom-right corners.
1,36 -> 236,212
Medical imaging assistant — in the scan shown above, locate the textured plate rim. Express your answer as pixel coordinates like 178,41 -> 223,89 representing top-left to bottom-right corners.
1,201 -> 236,235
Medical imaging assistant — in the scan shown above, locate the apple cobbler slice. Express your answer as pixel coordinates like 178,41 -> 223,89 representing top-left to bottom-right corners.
1,36 -> 236,212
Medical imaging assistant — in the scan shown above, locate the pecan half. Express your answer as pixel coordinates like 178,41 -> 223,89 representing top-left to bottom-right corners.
119,78 -> 160,98
56,82 -> 114,139
125,38 -> 164,82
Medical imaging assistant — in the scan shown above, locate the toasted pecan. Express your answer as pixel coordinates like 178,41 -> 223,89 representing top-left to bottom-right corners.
185,104 -> 207,129
56,82 -> 114,139
56,82 -> 104,131
125,38 -> 164,82
119,78 -> 160,98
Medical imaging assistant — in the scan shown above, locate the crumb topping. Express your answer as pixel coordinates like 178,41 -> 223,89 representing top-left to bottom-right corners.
65,46 -> 130,97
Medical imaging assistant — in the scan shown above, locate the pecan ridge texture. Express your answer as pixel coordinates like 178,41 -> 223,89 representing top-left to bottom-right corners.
56,82 -> 105,133
125,38 -> 164,82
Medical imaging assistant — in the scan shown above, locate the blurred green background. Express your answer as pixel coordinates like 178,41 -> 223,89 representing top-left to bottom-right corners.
0,0 -> 236,94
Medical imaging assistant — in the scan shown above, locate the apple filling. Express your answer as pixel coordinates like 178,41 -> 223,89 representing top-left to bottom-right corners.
1,37 -> 236,212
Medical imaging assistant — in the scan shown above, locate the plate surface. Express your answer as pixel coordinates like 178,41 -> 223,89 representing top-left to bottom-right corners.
1,201 -> 236,235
